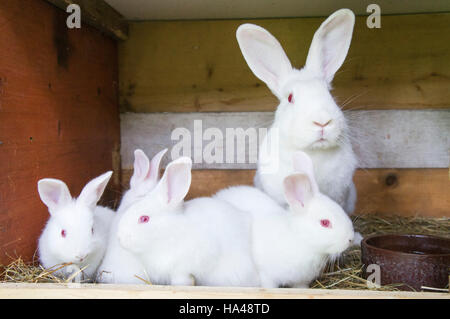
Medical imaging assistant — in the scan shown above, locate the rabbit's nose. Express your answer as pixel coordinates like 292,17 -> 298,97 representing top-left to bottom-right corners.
313,120 -> 332,128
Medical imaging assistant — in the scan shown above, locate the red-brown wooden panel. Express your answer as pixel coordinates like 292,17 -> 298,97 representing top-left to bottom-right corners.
122,168 -> 450,218
0,0 -> 120,264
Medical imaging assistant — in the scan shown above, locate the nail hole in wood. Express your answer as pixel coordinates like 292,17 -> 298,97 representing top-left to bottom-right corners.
385,173 -> 398,187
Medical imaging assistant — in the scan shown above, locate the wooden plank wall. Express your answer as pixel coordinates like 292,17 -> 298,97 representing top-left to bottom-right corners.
120,111 -> 450,169
118,13 -> 450,217
121,168 -> 450,217
0,0 -> 120,264
119,13 -> 450,112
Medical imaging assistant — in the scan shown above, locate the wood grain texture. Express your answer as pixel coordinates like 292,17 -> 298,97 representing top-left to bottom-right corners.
45,0 -> 128,40
0,0 -> 120,264
353,168 -> 450,217
122,168 -> 450,217
0,282 -> 448,299
105,0 -> 450,20
120,111 -> 450,169
119,13 -> 450,112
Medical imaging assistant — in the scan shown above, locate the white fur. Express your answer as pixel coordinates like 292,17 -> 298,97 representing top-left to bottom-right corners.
96,149 -> 167,284
37,171 -> 114,281
215,153 -> 355,288
117,157 -> 259,287
236,9 -> 358,214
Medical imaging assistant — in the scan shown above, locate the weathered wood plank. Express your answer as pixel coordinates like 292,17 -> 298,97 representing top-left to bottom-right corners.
120,111 -> 450,170
105,0 -> 450,20
0,0 -> 120,264
121,169 -> 256,201
353,168 -> 450,217
122,168 -> 450,217
119,13 -> 450,112
0,283 -> 448,299
45,0 -> 128,40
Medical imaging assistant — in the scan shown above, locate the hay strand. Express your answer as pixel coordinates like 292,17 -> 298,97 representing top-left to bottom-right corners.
1,214 -> 449,291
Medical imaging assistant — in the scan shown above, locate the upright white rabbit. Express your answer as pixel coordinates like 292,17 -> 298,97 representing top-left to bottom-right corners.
236,9 -> 358,214
215,152 -> 355,288
117,157 -> 260,287
37,171 -> 114,282
96,149 -> 167,284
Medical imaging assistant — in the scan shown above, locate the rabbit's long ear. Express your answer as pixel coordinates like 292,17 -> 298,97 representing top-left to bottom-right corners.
130,149 -> 150,189
283,173 -> 314,212
38,179 -> 72,214
236,23 -> 292,97
78,171 -> 113,210
305,9 -> 355,84
130,148 -> 167,189
156,157 -> 192,208
292,151 -> 319,195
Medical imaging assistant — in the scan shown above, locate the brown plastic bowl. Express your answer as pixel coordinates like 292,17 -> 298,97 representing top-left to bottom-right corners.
361,234 -> 450,291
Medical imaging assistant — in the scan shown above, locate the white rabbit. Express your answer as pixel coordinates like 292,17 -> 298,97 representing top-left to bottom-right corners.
37,171 -> 114,282
96,148 -> 167,284
117,157 -> 260,287
215,151 -> 355,288
236,9 -> 358,214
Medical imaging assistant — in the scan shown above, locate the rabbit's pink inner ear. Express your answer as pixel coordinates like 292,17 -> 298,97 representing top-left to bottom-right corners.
166,163 -> 191,204
38,180 -> 72,213
305,9 -> 354,84
134,160 -> 144,179
47,189 -> 62,205
236,24 -> 292,96
147,148 -> 167,183
45,188 -> 68,210
131,150 -> 150,187
284,174 -> 313,209
78,171 -> 112,209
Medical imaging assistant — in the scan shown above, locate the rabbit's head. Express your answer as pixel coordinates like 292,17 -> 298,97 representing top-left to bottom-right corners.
117,157 -> 192,254
237,9 -> 354,151
284,152 -> 354,254
37,171 -> 112,263
119,148 -> 167,212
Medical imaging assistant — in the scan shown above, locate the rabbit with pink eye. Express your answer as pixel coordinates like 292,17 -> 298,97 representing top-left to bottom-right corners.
117,157 -> 260,287
215,151 -> 355,288
97,148 -> 167,284
37,171 -> 114,282
236,9 -> 358,215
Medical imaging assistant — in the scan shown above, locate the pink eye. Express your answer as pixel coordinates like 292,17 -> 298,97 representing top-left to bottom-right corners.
320,219 -> 331,228
61,229 -> 67,238
139,215 -> 150,224
288,93 -> 294,103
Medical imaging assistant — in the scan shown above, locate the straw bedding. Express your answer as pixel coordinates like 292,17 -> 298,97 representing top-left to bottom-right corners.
1,214 -> 449,291
312,215 -> 450,291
